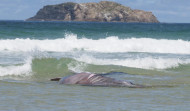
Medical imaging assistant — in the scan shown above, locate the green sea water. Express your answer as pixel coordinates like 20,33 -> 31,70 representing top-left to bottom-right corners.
0,20 -> 190,111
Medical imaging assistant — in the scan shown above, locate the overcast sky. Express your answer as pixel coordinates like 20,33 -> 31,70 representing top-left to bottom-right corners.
0,0 -> 190,23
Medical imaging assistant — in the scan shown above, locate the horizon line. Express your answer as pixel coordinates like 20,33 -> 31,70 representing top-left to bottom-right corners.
0,19 -> 190,24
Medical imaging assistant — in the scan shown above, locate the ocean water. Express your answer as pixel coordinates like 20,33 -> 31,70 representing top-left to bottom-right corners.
0,20 -> 190,111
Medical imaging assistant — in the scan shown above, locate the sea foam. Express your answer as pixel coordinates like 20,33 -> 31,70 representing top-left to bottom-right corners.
74,54 -> 190,69
0,55 -> 189,77
0,34 -> 190,54
0,58 -> 32,76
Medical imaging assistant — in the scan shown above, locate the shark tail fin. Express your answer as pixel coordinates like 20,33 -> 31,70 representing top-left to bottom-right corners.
50,77 -> 61,81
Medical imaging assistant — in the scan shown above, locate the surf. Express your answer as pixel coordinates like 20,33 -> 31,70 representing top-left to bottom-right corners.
1,57 -> 190,78
0,34 -> 190,54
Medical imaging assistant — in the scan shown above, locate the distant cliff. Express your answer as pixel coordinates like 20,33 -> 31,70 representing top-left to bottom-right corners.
27,1 -> 159,23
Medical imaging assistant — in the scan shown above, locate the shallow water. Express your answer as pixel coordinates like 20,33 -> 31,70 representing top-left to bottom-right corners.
1,79 -> 190,111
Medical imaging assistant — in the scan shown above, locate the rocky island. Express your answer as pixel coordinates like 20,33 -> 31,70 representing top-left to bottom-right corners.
27,1 -> 159,23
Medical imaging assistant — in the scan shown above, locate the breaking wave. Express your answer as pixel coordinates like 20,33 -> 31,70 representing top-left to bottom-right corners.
0,34 -> 190,54
0,56 -> 190,77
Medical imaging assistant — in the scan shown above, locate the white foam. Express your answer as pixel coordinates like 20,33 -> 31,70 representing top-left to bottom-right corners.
67,60 -> 87,73
0,33 -> 190,54
0,57 -> 32,76
75,54 -> 190,69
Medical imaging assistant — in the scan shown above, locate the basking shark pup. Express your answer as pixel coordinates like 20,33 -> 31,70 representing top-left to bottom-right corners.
51,72 -> 145,88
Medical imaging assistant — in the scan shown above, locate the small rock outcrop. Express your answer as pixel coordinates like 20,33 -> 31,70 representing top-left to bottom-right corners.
26,1 -> 159,23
